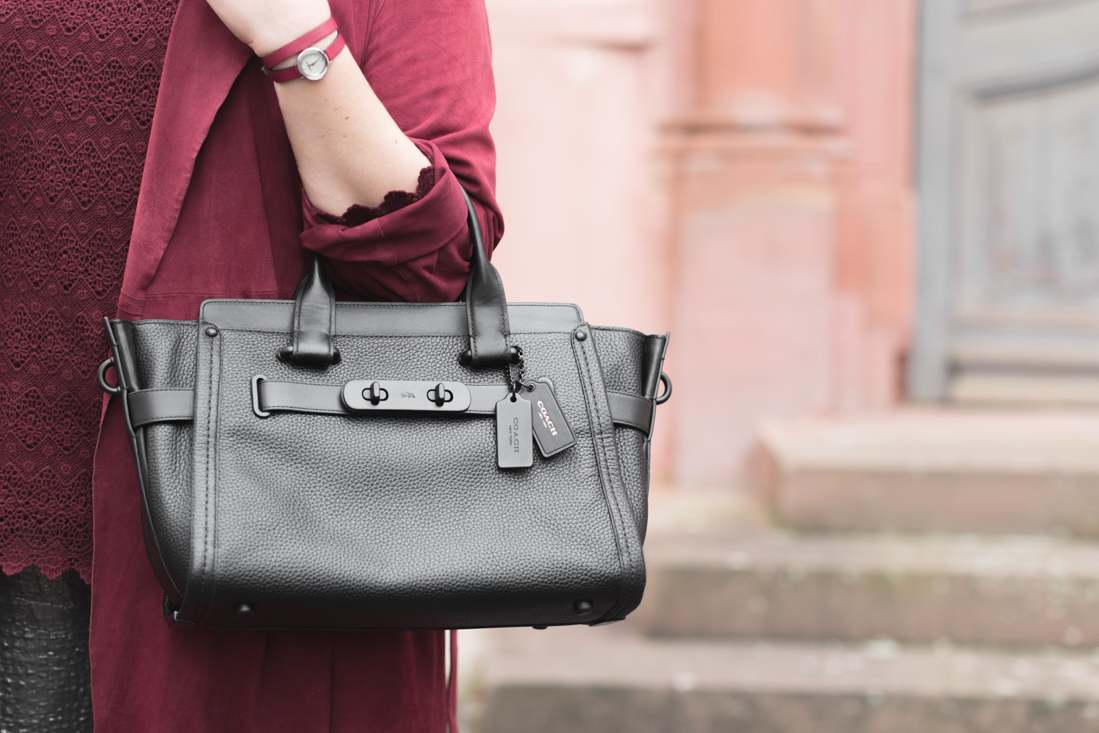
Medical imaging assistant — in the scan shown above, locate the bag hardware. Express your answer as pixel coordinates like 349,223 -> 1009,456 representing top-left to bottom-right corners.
97,356 -> 122,395
251,375 -> 271,419
427,383 -> 453,406
655,372 -> 673,405
342,380 -> 471,412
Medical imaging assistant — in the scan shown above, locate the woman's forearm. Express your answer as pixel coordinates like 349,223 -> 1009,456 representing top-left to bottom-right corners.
207,1 -> 430,215
269,42 -> 430,215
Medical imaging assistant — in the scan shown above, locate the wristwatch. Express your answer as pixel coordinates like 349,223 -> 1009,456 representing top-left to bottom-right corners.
296,46 -> 333,81
261,19 -> 347,83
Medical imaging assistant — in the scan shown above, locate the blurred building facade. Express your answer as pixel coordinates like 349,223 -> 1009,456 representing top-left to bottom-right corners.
475,3 -> 1099,731
487,0 -> 916,489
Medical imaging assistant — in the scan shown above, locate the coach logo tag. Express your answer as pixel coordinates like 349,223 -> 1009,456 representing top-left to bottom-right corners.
526,379 -> 576,457
496,393 -> 533,469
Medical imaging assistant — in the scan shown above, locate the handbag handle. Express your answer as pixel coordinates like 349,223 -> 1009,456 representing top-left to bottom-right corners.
279,186 -> 512,368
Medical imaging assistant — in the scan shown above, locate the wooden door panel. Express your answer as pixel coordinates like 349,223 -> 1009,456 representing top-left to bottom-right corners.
964,0 -> 1081,13
962,74 -> 1099,310
911,0 -> 1099,403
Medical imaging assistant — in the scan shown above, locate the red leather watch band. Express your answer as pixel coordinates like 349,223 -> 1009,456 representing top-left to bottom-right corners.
261,18 -> 339,69
264,33 -> 346,83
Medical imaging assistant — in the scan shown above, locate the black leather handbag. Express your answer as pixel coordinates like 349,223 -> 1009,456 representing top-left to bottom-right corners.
98,191 -> 671,631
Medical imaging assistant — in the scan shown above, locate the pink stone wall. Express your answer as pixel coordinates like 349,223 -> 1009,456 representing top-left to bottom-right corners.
486,0 -> 676,475
486,0 -> 917,487
831,0 -> 917,413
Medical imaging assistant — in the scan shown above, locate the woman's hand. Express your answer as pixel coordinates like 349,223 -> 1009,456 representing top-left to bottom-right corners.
205,0 -> 333,57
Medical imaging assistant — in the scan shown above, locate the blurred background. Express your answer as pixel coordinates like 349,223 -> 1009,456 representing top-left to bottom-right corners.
463,0 -> 1099,730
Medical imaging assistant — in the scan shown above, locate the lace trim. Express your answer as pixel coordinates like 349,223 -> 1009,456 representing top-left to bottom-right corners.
0,0 -> 175,44
313,166 -> 435,228
0,0 -> 178,580
0,462 -> 94,580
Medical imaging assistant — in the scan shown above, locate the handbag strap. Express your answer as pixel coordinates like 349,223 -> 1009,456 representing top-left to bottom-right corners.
458,186 -> 511,367
447,629 -> 459,733
280,186 -> 511,368
278,254 -> 340,367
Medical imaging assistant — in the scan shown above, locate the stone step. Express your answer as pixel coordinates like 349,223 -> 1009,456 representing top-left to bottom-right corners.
479,624 -> 1099,733
757,410 -> 1099,536
634,532 -> 1099,646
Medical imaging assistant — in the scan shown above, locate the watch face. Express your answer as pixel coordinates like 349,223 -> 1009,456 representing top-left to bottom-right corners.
297,48 -> 330,81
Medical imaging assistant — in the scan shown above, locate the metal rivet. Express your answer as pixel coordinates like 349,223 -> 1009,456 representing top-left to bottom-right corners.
574,600 -> 593,615
234,603 -> 253,616
205,326 -> 219,337
575,329 -> 587,341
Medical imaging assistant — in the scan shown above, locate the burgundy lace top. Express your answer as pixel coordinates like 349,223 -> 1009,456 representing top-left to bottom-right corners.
0,0 -> 179,581
0,2 -> 434,582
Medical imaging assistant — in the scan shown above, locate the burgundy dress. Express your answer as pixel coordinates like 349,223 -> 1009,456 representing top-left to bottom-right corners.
2,0 -> 502,729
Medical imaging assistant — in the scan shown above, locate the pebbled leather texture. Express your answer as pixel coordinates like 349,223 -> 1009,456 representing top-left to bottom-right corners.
591,327 -> 645,395
131,321 -> 198,597
590,327 -> 667,542
117,307 -> 666,631
615,428 -> 651,543
202,299 -> 582,335
571,326 -> 645,620
0,568 -> 93,733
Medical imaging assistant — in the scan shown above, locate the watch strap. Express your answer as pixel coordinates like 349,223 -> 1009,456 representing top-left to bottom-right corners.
264,32 -> 345,83
261,18 -> 339,69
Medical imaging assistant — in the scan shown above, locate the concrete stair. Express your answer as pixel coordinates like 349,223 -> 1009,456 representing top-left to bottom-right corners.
636,532 -> 1099,647
480,624 -> 1099,733
471,410 -> 1099,732
757,410 -> 1099,536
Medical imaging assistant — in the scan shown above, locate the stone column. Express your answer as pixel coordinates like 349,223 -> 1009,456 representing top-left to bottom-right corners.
663,0 -> 846,488
487,0 -> 676,475
830,0 -> 917,412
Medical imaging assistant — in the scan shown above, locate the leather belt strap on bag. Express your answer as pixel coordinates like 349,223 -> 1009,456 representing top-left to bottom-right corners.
126,384 -> 656,435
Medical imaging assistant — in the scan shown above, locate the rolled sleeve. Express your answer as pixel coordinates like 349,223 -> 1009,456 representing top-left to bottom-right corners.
301,0 -> 503,304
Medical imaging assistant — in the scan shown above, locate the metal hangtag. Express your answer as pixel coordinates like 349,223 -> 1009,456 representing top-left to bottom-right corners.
496,393 -> 533,469
526,379 -> 576,457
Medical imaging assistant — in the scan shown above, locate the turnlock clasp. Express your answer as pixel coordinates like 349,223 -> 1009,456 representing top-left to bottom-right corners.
364,381 -> 389,405
426,383 -> 453,407
341,380 -> 472,412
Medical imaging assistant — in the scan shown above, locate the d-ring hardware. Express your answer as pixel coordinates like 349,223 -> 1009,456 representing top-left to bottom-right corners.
655,372 -> 672,405
98,357 -> 122,395
251,375 -> 271,418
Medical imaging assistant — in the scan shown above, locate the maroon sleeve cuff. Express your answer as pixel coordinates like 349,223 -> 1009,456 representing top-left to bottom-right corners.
308,166 -> 435,228
299,138 -> 500,303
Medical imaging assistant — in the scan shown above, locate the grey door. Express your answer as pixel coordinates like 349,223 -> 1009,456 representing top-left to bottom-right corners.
910,0 -> 1099,404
